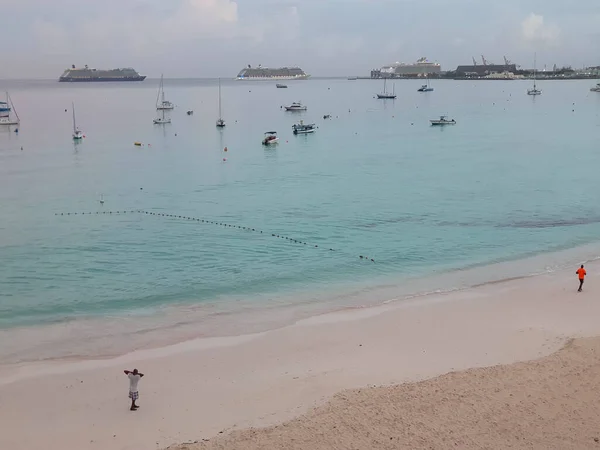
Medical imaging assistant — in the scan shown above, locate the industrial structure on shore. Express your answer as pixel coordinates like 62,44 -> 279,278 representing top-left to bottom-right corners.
369,55 -> 599,80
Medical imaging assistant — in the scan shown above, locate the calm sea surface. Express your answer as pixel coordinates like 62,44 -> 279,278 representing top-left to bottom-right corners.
2,77 -> 600,362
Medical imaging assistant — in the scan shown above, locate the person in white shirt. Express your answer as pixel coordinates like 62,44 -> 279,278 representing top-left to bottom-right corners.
123,368 -> 144,411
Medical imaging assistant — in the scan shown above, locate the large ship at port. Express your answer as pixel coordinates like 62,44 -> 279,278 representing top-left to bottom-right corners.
371,57 -> 441,78
59,65 -> 146,82
236,64 -> 310,80
380,57 -> 441,76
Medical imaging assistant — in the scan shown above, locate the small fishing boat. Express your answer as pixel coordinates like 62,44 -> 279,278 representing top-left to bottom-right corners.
72,102 -> 83,139
376,79 -> 396,99
187,110 -> 194,115
284,102 -> 307,111
216,78 -> 225,127
590,83 -> 600,92
527,53 -> 542,96
156,74 -> 174,110
347,77 -> 358,81
292,120 -> 316,135
262,131 -> 279,145
430,115 -> 456,126
276,83 -> 288,88
0,92 -> 19,126
418,78 -> 433,92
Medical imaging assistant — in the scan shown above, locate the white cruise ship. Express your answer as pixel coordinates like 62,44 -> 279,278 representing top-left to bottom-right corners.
236,65 -> 310,80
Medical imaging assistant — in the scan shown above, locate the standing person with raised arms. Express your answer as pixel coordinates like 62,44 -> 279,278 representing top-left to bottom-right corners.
124,368 -> 144,411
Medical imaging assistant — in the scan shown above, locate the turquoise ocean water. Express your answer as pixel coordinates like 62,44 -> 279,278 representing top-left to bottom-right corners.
2,78 -> 600,362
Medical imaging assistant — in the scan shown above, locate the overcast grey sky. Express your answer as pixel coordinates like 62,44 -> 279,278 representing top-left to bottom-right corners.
2,0 -> 599,78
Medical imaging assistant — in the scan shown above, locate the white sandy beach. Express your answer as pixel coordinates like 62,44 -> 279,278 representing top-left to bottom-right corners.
1,262 -> 600,450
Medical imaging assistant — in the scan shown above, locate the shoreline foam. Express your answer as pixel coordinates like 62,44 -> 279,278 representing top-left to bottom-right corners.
3,240 -> 600,365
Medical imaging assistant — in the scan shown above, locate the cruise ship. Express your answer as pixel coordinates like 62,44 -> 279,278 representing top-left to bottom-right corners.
236,65 -> 310,80
376,57 -> 441,77
59,65 -> 146,82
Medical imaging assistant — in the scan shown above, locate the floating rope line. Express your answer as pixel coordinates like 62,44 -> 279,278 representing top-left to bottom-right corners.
54,210 -> 376,262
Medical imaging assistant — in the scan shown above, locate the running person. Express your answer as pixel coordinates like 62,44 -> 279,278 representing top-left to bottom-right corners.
576,265 -> 587,292
124,369 -> 144,410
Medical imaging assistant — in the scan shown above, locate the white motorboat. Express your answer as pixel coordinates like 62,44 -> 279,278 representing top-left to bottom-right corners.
430,115 -> 456,126
156,74 -> 174,110
292,120 -> 316,135
590,83 -> 600,92
284,102 -> 307,111
262,131 -> 279,145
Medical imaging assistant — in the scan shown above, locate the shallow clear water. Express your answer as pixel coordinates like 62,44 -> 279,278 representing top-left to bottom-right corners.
2,78 -> 600,361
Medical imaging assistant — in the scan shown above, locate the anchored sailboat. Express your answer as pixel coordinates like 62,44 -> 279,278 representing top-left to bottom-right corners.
153,106 -> 171,124
418,77 -> 434,92
377,79 -> 396,99
527,53 -> 542,96
156,75 -> 174,110
72,103 -> 83,140
216,78 -> 225,128
0,92 -> 20,126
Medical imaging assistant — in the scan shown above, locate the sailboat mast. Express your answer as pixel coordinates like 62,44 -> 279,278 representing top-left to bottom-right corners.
72,102 -> 77,132
218,78 -> 222,119
9,94 -> 19,122
533,53 -> 537,89
156,75 -> 163,108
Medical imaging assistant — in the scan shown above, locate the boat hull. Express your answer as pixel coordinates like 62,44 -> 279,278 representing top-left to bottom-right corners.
377,94 -> 396,99
153,119 -> 171,124
430,121 -> 456,126
293,129 -> 315,135
262,138 -> 279,145
285,107 -> 307,111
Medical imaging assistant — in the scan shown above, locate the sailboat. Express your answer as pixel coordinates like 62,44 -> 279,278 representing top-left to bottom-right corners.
72,103 -> 83,140
418,77 -> 434,92
156,75 -> 174,110
377,79 -> 396,99
216,78 -> 225,128
153,106 -> 171,124
0,92 -> 20,126
527,53 -> 542,96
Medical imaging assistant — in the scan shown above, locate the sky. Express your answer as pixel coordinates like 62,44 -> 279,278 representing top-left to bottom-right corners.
2,0 -> 599,78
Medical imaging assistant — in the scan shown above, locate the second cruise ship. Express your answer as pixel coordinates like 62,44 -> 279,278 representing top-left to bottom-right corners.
236,65 -> 310,80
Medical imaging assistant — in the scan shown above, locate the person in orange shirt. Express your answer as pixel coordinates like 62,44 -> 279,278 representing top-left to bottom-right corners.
576,265 -> 586,292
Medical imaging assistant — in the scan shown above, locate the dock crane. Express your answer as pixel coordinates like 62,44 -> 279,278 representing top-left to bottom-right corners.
503,56 -> 511,66
481,55 -> 488,66
472,56 -> 477,66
